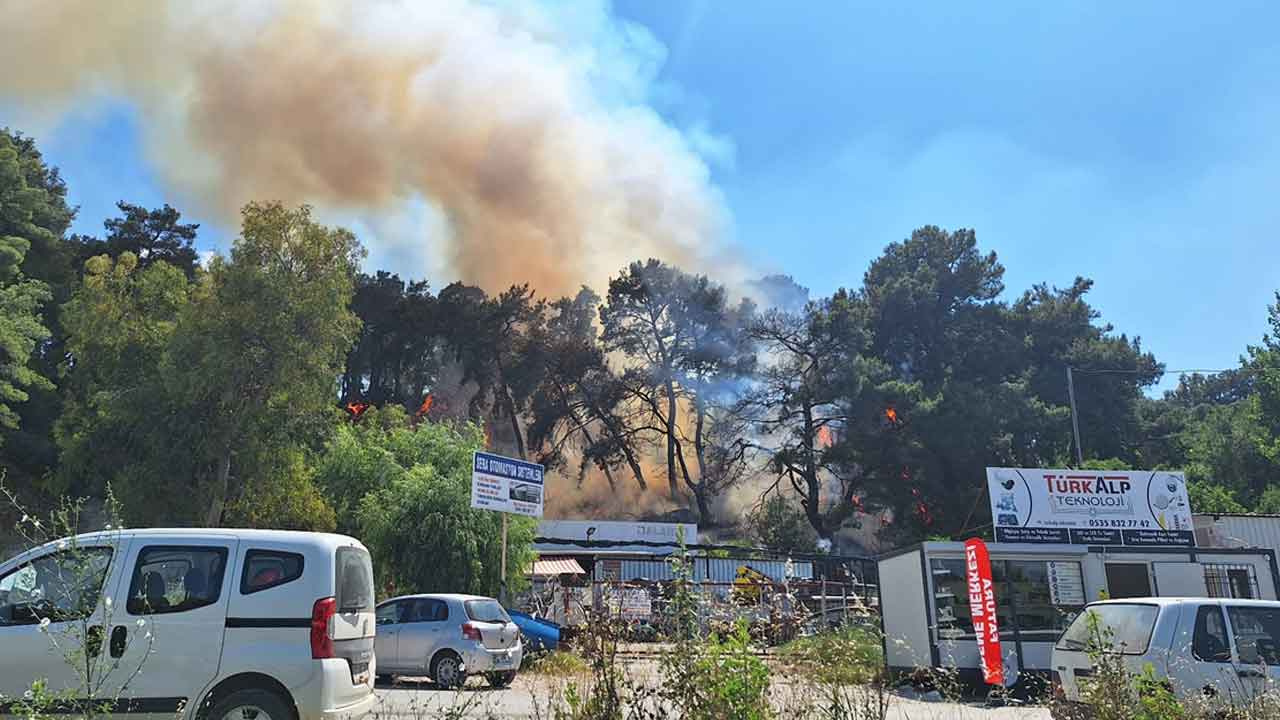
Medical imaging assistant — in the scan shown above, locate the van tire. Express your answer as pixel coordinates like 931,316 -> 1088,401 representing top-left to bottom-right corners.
206,688 -> 293,720
431,651 -> 465,689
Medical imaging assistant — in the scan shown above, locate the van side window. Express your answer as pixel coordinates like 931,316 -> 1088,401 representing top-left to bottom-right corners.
1192,605 -> 1232,663
241,550 -> 304,594
1227,606 -> 1280,666
127,546 -> 227,616
0,547 -> 112,626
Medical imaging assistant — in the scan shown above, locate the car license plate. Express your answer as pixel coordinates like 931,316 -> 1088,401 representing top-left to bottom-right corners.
351,661 -> 370,685
495,653 -> 514,669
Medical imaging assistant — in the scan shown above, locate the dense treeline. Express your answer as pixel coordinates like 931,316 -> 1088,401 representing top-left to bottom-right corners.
2,127 -> 1278,559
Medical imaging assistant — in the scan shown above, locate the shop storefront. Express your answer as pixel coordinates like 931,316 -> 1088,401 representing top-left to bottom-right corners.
879,541 -> 1280,681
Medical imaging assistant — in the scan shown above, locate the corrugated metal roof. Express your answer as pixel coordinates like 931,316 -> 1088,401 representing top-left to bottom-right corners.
531,558 -> 586,576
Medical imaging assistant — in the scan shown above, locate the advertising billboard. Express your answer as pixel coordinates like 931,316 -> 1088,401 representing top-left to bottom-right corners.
471,451 -> 545,518
987,467 -> 1193,547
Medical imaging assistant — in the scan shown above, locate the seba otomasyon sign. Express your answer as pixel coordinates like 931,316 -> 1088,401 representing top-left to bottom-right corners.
964,538 -> 1003,686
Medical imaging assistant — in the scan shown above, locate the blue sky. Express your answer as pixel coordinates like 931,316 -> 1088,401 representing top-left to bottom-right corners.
25,1 -> 1280,393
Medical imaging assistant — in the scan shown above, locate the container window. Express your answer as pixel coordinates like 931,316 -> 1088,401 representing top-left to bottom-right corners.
1204,564 -> 1259,600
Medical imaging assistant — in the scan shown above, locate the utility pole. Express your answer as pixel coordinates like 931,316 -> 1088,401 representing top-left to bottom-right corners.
1066,366 -> 1084,467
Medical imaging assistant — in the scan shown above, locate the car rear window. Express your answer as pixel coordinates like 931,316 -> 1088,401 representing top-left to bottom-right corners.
1057,603 -> 1159,655
464,598 -> 510,623
335,547 -> 374,613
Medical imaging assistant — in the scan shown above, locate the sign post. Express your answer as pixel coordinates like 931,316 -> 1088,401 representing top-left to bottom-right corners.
964,538 -> 1003,687
987,468 -> 1194,547
471,451 -> 545,604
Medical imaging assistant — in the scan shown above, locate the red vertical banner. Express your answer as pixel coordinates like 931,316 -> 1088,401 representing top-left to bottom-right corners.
964,538 -> 1004,686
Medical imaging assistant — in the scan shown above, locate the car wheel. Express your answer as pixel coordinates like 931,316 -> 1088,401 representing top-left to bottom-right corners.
432,652 -> 465,689
485,671 -> 517,688
208,688 -> 292,720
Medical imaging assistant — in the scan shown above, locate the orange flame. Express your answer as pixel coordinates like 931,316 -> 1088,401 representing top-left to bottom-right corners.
884,406 -> 899,425
345,401 -> 370,418
816,425 -> 834,448
416,394 -> 434,417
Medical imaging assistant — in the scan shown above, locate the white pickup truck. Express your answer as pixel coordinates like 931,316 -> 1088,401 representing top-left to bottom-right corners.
1052,597 -> 1280,715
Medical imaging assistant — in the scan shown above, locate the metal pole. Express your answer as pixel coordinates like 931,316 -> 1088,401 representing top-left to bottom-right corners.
1066,366 -> 1084,466
500,513 -> 509,605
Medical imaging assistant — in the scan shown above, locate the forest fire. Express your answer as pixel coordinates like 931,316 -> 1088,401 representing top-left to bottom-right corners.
344,401 -> 370,418
416,394 -> 434,418
816,425 -> 834,448
884,406 -> 899,425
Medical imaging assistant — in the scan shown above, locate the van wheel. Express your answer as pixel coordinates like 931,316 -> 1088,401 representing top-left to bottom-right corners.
208,688 -> 292,720
485,671 -> 516,688
432,652 -> 465,689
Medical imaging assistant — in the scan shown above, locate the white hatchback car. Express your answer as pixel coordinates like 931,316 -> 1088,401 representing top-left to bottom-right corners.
0,529 -> 377,720
375,593 -> 522,688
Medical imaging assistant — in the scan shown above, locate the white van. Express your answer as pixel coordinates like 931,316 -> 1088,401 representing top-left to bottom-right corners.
0,529 -> 377,720
1052,597 -> 1280,714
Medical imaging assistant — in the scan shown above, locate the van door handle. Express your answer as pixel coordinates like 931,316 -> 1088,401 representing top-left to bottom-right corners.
87,625 -> 105,657
109,625 -> 128,658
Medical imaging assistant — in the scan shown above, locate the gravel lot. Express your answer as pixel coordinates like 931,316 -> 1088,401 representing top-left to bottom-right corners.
370,676 -> 1053,719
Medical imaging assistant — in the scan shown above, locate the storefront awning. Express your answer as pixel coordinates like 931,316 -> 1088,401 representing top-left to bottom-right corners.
531,558 -> 586,577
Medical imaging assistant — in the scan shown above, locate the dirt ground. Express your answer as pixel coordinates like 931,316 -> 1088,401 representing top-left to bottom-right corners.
370,673 -> 1053,719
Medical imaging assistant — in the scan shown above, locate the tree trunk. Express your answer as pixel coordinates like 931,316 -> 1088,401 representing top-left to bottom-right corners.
800,403 -> 826,539
693,483 -> 714,526
664,376 -> 680,500
205,450 -> 232,527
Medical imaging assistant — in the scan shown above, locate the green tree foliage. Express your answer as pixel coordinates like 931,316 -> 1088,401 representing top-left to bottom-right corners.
0,138 -> 54,440
72,202 -> 200,279
340,271 -> 441,409
0,130 -> 71,486
329,415 -> 535,596
746,494 -> 818,554
57,203 -> 361,526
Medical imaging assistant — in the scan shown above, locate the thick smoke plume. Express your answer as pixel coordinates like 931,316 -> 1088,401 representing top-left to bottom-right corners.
0,0 -> 730,296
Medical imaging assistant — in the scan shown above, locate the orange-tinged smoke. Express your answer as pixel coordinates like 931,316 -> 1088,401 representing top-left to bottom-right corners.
0,0 -> 735,296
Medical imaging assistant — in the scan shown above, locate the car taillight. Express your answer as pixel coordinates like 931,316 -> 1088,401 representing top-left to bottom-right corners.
462,622 -> 482,641
311,597 -> 336,659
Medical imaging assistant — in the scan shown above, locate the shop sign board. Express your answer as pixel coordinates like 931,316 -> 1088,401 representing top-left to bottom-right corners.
987,468 -> 1194,547
471,451 -> 545,517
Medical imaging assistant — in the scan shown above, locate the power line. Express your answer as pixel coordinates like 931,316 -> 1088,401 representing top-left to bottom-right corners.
1068,366 -> 1253,376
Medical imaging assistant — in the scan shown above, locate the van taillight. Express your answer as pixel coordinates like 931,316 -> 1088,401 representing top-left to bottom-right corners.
462,622 -> 482,642
311,597 -> 336,659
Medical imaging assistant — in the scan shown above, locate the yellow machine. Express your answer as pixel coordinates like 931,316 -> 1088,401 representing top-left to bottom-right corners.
732,565 -> 775,604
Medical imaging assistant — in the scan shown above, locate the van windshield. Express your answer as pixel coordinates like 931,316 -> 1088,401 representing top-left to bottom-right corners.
335,547 -> 374,613
1057,603 -> 1159,655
